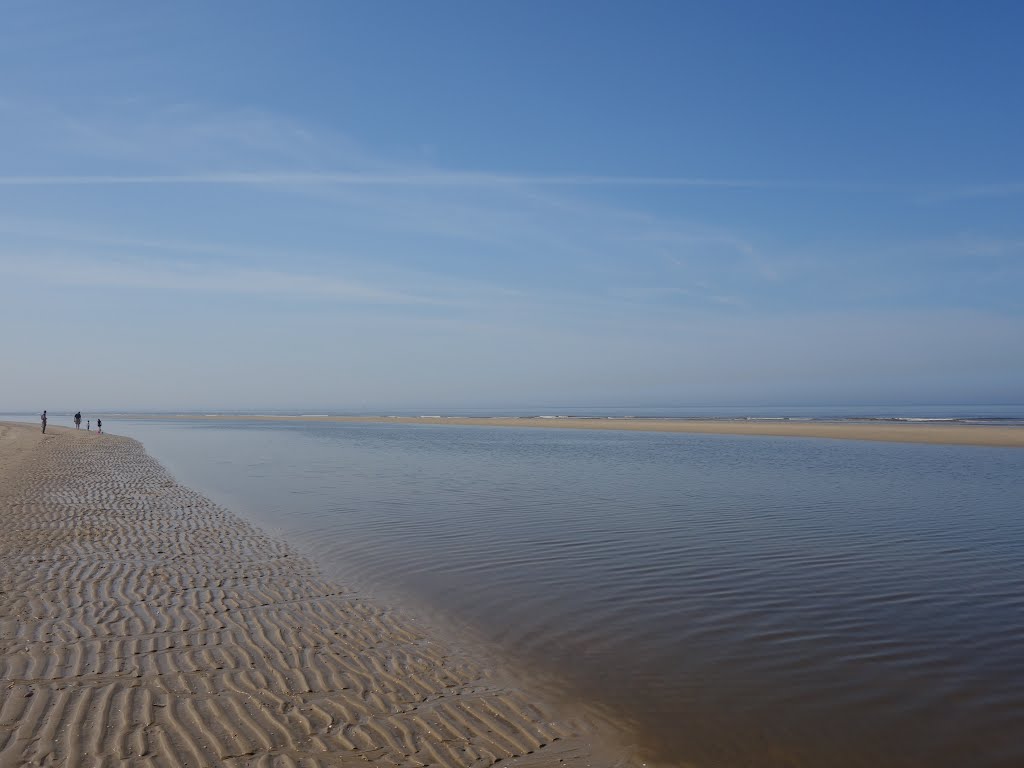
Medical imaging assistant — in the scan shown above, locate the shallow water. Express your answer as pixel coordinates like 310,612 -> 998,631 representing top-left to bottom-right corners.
100,419 -> 1024,767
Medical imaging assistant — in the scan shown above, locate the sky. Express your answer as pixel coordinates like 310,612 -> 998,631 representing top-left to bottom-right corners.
1,1 -> 1022,411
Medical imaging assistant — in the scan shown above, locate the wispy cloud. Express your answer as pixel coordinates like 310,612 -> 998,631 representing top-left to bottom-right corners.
0,171 -> 781,189
7,102 -> 1015,319
0,251 -> 444,305
914,182 -> 1024,204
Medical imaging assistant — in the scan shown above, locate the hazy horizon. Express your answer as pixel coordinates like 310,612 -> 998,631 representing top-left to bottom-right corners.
6,401 -> 1024,418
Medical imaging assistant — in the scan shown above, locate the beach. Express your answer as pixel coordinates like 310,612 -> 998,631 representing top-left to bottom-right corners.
0,422 -> 635,767
114,414 -> 1024,448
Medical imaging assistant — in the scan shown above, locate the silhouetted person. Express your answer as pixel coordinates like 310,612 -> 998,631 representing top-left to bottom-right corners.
87,420 -> 90,431
41,410 -> 47,434
74,412 -> 82,429
97,418 -> 102,434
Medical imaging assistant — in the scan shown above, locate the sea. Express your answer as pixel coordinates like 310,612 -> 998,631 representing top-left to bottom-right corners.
4,405 -> 1024,767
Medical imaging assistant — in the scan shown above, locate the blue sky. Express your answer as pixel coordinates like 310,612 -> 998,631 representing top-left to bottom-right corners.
2,1 -> 1022,410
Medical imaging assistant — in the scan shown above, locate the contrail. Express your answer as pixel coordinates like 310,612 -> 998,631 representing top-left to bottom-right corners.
0,171 -> 781,188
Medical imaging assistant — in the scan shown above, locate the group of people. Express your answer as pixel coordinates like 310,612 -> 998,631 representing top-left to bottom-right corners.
41,410 -> 101,434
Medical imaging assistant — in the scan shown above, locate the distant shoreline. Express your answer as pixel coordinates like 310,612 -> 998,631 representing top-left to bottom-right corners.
106,413 -> 1024,448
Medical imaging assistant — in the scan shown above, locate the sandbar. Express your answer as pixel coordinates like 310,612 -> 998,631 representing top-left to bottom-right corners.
112,414 -> 1024,448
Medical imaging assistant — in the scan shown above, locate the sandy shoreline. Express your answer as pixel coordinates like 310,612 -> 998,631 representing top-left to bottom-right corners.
109,414 -> 1024,448
0,423 -> 636,767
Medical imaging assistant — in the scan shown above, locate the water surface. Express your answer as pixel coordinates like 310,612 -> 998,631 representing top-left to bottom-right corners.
97,419 -> 1024,767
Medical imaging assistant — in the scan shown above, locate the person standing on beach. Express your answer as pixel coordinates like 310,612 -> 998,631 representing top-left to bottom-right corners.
97,418 -> 102,434
74,412 -> 82,429
87,420 -> 90,431
41,410 -> 47,433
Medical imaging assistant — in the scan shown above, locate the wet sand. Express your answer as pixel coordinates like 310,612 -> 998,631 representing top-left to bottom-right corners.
0,423 -> 636,767
117,414 -> 1024,448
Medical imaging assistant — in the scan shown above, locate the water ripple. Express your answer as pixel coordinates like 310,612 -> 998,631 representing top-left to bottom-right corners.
110,419 -> 1024,768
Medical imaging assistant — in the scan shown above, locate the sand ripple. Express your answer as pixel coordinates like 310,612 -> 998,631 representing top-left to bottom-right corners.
0,425 -> 631,767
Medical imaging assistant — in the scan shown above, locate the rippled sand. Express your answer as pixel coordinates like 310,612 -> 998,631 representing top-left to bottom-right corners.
0,423 -> 634,767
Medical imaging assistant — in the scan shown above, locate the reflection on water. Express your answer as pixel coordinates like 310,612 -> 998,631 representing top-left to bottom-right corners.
107,419 -> 1024,768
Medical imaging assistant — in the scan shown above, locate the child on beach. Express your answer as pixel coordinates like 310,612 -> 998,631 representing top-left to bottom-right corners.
41,410 -> 47,433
